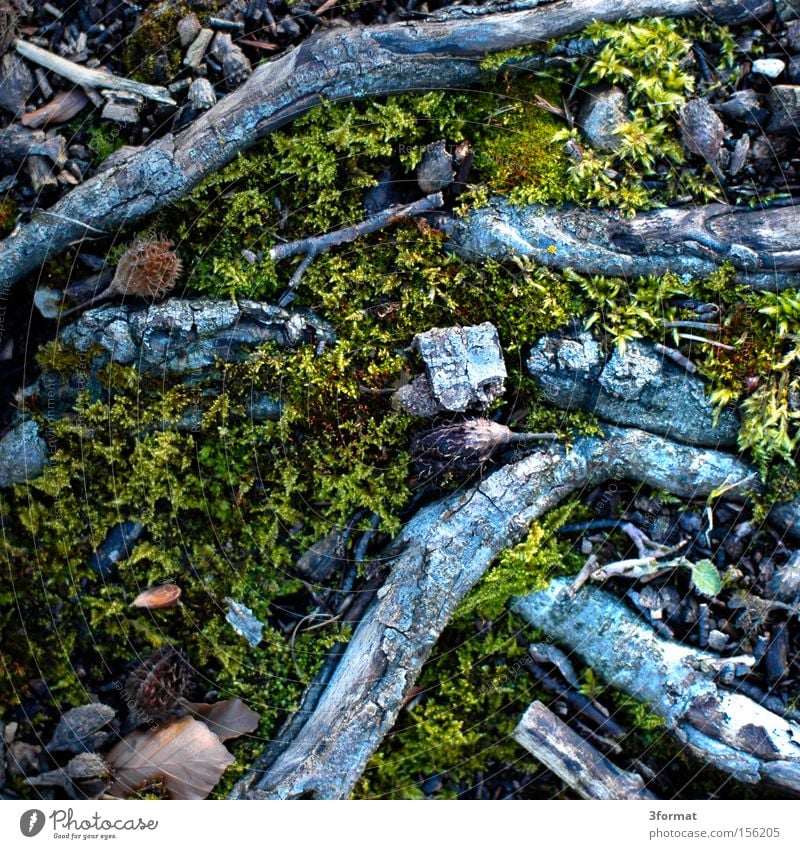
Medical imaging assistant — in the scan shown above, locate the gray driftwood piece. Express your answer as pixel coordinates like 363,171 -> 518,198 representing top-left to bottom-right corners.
232,424 -> 799,799
527,331 -> 740,447
512,579 -> 800,791
513,701 -> 658,799
0,0 -> 771,294
438,197 -> 800,290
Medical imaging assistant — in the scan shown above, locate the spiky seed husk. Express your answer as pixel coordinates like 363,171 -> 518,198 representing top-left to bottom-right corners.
110,237 -> 182,300
125,647 -> 192,724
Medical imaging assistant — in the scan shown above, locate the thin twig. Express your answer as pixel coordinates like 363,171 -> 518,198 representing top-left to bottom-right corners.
677,333 -> 735,351
270,192 -> 444,262
14,39 -> 176,105
661,320 -> 722,331
653,342 -> 698,374
273,192 -> 444,303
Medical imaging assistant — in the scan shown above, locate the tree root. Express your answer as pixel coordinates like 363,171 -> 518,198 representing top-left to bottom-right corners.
512,579 -> 800,793
434,197 -> 800,290
0,0 -> 771,294
231,425 -> 800,799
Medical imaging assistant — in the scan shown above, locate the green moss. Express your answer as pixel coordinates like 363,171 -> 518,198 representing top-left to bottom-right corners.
121,0 -> 188,84
0,196 -> 18,236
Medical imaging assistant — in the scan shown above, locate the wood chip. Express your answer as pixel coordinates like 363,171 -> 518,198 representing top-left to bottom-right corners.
21,88 -> 88,128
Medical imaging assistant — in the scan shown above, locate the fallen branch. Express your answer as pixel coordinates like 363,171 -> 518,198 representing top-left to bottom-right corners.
436,197 -> 800,290
271,192 -> 444,305
511,579 -> 800,792
14,40 -> 176,105
231,424 -> 800,799
0,0 -> 771,294
513,700 -> 658,799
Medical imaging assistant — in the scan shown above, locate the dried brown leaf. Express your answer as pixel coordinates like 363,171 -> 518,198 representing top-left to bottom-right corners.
184,699 -> 260,743
130,583 -> 182,610
21,89 -> 89,128
106,715 -> 234,800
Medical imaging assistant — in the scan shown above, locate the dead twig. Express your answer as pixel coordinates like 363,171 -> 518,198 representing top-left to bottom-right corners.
272,193 -> 444,305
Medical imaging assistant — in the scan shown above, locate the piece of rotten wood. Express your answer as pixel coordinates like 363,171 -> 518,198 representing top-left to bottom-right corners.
511,579 -> 800,792
435,197 -> 800,291
231,424 -> 800,799
0,0 -> 771,294
513,700 -> 657,799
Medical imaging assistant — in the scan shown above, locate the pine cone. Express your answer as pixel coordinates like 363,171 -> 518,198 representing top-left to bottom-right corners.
411,419 -> 513,479
125,647 -> 192,725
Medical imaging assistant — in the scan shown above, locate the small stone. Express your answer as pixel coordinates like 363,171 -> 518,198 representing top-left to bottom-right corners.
101,98 -> 139,124
188,76 -> 216,110
767,551 -> 800,605
718,89 -> 767,126
786,21 -> 800,52
0,419 -> 47,487
766,85 -> 800,134
787,55 -> 800,84
0,52 -> 34,117
177,12 -> 202,47
416,140 -> 454,194
777,0 -> 800,21
210,32 -> 251,90
707,629 -> 730,651
33,287 -> 64,319
241,248 -> 258,265
184,28 -> 214,69
752,57 -> 786,78
576,84 -> 629,152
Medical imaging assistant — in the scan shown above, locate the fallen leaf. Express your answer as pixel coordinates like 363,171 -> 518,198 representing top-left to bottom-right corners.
21,88 -> 89,128
106,715 -> 234,800
184,699 -> 260,742
130,583 -> 182,610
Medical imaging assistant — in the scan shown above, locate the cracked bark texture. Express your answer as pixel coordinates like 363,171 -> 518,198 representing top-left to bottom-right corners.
437,197 -> 800,290
0,0 -> 772,293
232,425 -> 799,799
512,579 -> 800,792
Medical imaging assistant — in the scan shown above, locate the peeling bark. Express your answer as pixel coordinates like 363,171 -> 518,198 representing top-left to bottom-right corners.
511,579 -> 800,792
231,425 -> 800,799
0,0 -> 772,293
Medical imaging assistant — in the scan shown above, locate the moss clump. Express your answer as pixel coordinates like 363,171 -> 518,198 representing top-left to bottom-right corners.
121,1 -> 188,84
0,196 -> 17,236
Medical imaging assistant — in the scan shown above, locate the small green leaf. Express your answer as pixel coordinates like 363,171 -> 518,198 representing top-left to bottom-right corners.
689,559 -> 722,597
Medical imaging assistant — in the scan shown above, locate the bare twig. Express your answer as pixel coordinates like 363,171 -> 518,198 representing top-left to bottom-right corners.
14,39 -> 176,105
677,333 -> 736,350
653,342 -> 698,373
273,193 -> 444,304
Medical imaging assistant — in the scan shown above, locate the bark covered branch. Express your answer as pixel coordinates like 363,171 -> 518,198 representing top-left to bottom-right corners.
512,579 -> 800,792
0,0 -> 772,293
231,424 -> 800,799
436,197 -> 800,290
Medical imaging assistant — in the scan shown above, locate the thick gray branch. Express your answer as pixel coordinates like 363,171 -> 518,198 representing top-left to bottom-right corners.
0,0 -> 771,293
438,197 -> 800,290
512,579 -> 800,792
232,425 -> 799,799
